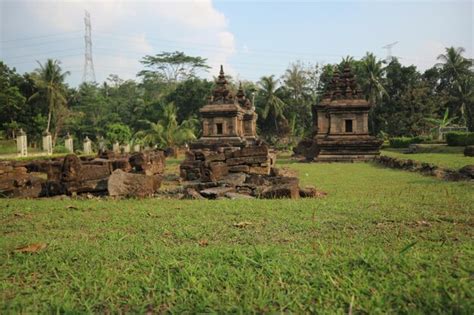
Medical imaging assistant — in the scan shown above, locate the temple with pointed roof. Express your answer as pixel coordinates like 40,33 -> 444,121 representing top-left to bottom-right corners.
296,64 -> 382,161
191,65 -> 258,149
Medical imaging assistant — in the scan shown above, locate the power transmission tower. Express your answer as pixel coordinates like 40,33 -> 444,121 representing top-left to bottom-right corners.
382,41 -> 398,63
82,10 -> 96,83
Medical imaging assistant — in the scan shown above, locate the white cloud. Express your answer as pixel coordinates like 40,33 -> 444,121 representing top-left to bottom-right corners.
2,0 -> 236,85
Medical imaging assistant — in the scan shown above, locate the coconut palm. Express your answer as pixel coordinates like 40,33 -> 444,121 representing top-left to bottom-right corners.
258,75 -> 286,132
436,47 -> 474,129
359,53 -> 387,132
436,47 -> 473,82
135,103 -> 197,151
282,63 -> 308,101
360,52 -> 387,106
29,59 -> 70,139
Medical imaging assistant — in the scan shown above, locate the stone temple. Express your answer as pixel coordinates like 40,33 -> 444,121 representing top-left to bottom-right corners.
191,65 -> 257,149
178,66 -> 322,199
295,64 -> 382,161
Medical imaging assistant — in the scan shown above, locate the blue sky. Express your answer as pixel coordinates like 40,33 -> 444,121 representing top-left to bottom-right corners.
1,0 -> 472,86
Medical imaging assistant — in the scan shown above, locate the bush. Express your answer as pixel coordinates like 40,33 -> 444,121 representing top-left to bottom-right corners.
53,144 -> 69,153
389,137 -> 417,148
389,136 -> 433,148
445,132 -> 474,146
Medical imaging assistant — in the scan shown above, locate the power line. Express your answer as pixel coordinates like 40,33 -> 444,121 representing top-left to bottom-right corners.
1,36 -> 83,50
0,30 -> 82,43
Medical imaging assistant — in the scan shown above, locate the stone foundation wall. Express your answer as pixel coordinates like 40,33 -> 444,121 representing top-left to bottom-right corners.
374,155 -> 473,181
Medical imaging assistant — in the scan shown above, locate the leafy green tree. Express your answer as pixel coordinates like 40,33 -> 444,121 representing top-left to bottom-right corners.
67,82 -> 110,138
106,123 -> 132,144
374,59 -> 439,136
135,103 -> 197,151
166,78 -> 212,123
139,51 -> 210,82
257,75 -> 286,134
29,59 -> 70,142
0,63 -> 26,138
281,62 -> 314,137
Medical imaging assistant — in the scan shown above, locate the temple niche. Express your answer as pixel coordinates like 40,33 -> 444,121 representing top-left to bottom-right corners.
192,65 -> 257,149
295,64 -> 382,162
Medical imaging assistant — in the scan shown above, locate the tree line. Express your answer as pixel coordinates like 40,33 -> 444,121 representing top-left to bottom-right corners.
0,48 -> 472,150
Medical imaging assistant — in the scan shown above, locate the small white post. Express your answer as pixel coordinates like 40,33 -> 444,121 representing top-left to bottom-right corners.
42,131 -> 53,155
65,133 -> 74,153
133,144 -> 140,152
83,136 -> 93,155
98,136 -> 106,151
16,128 -> 27,157
123,143 -> 130,153
112,141 -> 120,153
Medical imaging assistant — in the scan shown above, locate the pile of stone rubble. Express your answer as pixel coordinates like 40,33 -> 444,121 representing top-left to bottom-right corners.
178,144 -> 323,200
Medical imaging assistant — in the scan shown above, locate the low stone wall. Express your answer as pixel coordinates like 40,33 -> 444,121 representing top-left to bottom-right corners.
374,155 -> 473,181
180,144 -> 275,181
179,144 -> 325,199
0,150 -> 166,198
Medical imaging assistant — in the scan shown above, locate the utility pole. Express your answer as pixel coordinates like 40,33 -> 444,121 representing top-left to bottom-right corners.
382,41 -> 398,63
82,10 -> 96,83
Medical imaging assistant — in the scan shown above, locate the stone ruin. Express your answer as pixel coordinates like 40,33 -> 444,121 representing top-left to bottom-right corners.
179,66 -> 322,200
0,150 -> 165,198
0,67 -> 326,200
294,64 -> 382,162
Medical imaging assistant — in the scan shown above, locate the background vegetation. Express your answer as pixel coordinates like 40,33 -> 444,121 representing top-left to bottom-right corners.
1,47 -> 472,149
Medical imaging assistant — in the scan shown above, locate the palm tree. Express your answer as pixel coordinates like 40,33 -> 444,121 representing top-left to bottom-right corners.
360,53 -> 387,106
135,103 -> 197,153
282,62 -> 308,101
29,59 -> 70,139
436,47 -> 472,82
360,53 -> 387,132
436,47 -> 474,129
258,75 -> 286,132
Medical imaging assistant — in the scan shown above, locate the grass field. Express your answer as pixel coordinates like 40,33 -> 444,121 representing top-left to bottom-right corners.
381,147 -> 473,169
1,157 -> 473,313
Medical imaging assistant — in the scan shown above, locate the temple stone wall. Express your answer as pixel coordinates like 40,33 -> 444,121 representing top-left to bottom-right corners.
295,64 -> 382,162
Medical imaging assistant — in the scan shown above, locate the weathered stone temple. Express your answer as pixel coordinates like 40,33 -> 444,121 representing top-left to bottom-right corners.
191,65 -> 257,149
295,64 -> 382,162
179,66 -> 320,199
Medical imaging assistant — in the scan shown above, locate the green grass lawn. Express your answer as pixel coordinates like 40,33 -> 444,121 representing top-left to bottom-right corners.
1,157 -> 473,313
381,147 -> 473,169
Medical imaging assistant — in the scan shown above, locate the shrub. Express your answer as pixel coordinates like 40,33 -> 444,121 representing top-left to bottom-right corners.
53,144 -> 69,153
445,132 -> 474,146
389,135 -> 433,148
389,137 -> 417,148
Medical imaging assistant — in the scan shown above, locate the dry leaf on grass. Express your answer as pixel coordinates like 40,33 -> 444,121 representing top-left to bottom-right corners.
66,205 -> 79,210
233,221 -> 252,228
416,220 -> 431,227
198,239 -> 209,247
14,243 -> 47,253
